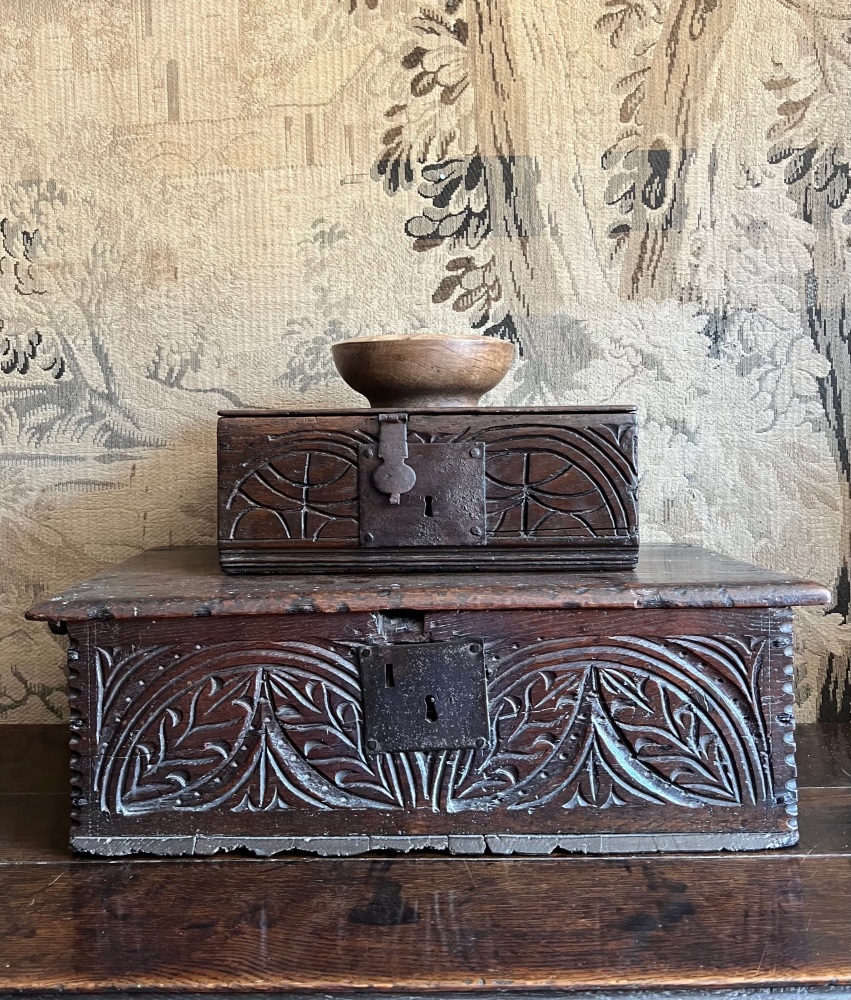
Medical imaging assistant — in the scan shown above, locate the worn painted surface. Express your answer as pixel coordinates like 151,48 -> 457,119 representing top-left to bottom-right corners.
1,0 -> 850,722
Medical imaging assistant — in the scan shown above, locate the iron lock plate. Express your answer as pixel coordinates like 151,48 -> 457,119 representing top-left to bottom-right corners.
359,640 -> 490,753
359,441 -> 487,547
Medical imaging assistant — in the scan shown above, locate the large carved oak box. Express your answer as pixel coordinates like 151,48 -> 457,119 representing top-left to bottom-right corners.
217,406 -> 638,573
27,545 -> 829,857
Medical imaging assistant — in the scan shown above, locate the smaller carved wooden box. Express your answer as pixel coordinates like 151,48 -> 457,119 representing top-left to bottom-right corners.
217,406 -> 638,573
27,545 -> 828,857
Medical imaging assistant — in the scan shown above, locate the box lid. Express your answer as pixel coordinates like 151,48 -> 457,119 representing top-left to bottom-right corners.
26,544 -> 830,623
218,405 -> 638,418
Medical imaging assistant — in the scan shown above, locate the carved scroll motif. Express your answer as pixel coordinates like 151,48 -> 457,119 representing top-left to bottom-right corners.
92,633 -> 774,817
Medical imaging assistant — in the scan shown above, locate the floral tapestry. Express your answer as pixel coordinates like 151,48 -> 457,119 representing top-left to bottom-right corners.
1,0 -> 850,723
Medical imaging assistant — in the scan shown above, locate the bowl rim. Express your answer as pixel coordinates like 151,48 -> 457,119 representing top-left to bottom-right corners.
331,334 -> 514,348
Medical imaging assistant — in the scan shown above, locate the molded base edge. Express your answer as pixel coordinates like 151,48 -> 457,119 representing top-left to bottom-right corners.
218,545 -> 640,575
73,829 -> 797,857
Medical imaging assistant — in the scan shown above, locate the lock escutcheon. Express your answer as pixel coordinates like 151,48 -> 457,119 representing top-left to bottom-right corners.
359,413 -> 487,548
359,640 -> 490,753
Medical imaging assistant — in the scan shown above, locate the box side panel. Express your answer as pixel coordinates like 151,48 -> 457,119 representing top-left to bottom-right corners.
217,412 -> 638,572
217,415 -> 370,550
71,608 -> 796,855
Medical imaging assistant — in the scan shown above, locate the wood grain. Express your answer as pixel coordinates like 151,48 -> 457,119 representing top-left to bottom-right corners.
329,335 -> 515,408
8,721 -> 840,792
0,795 -> 70,864
26,543 -> 831,623
216,406 -> 639,573
1,854 -> 850,991
0,724 -> 69,793
1,782 -> 847,865
22,543 -> 830,858
0,723 -> 849,995
796,724 -> 851,786
54,606 -> 795,854
1,725 -> 846,864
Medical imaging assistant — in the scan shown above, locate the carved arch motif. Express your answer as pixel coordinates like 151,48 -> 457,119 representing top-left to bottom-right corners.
225,429 -> 372,543
93,634 -> 773,816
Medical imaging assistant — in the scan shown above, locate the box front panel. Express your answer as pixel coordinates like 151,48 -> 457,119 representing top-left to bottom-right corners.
218,411 -> 638,572
69,606 -> 797,854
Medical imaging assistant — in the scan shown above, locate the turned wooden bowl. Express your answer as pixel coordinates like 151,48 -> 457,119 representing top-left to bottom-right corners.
330,334 -> 515,408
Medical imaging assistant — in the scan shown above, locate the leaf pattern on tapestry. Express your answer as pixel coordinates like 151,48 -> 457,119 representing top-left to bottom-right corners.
765,21 -> 851,225
759,8 -> 851,637
0,170 -> 175,449
595,0 -> 668,255
372,2 -> 518,345
373,9 -> 472,195
764,13 -> 851,497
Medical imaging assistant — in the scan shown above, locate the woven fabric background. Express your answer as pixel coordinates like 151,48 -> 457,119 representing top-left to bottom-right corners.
1,0 -> 850,723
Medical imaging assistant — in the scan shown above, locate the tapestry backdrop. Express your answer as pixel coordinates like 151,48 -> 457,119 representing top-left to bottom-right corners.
1,0 -> 850,724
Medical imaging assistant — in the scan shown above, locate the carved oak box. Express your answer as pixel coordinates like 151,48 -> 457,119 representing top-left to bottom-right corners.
217,406 -> 638,573
27,545 -> 829,857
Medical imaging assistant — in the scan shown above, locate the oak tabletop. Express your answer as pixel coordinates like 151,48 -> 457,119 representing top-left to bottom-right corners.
0,723 -> 849,996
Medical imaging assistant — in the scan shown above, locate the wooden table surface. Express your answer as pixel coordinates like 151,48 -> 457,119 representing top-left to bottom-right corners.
1,723 -> 849,999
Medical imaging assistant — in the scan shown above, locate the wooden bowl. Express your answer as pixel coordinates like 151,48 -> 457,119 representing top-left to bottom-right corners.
330,335 -> 515,408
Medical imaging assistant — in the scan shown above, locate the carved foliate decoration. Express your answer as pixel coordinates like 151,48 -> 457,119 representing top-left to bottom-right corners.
91,633 -> 775,817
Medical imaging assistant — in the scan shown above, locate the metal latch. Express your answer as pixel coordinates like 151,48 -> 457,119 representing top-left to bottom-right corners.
359,413 -> 487,547
359,640 -> 490,754
372,414 -> 416,505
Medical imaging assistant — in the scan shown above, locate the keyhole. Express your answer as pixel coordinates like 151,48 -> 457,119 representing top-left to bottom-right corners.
425,695 -> 438,723
424,495 -> 435,518
385,663 -> 395,688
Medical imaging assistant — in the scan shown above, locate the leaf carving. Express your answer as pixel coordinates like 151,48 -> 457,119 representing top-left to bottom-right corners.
94,634 -> 772,819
